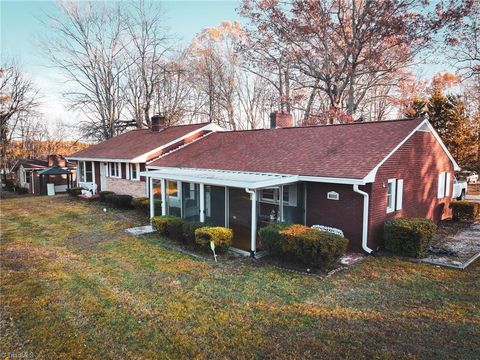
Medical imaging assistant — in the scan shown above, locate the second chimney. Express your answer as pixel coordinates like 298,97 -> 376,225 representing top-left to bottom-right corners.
270,111 -> 293,129
151,114 -> 166,132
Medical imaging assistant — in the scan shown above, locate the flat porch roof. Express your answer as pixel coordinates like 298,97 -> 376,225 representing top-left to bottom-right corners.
140,167 -> 299,189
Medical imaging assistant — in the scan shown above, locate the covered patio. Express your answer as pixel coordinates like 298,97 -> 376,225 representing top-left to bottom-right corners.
141,167 -> 306,256
38,166 -> 74,195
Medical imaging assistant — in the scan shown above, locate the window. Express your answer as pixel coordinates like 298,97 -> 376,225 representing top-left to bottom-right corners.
78,161 -> 93,182
129,163 -> 139,180
109,162 -> 120,178
168,180 -> 178,197
85,161 -> 93,182
260,188 -> 277,203
25,171 -> 31,184
437,172 -> 451,199
260,186 -> 297,206
387,178 -> 403,213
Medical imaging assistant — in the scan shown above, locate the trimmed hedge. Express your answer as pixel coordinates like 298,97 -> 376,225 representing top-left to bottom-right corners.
132,197 -> 162,214
195,227 -> 233,252
152,216 -> 184,242
99,191 -> 115,202
384,218 -> 437,258
104,194 -> 133,209
259,223 -> 348,268
182,221 -> 204,245
450,201 -> 480,221
69,187 -> 83,197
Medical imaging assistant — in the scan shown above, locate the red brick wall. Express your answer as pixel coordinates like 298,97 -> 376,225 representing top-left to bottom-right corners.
306,182 -> 365,252
367,131 -> 455,250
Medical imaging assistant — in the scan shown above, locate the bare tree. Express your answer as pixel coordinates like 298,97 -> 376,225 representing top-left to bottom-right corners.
42,2 -> 129,141
0,61 -> 39,179
124,1 -> 172,128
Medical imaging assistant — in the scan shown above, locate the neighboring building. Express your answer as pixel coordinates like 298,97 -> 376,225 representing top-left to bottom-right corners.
142,114 -> 459,255
67,116 -> 223,197
12,155 -> 76,194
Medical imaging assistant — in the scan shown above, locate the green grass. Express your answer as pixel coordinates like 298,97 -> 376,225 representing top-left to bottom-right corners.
1,195 -> 479,359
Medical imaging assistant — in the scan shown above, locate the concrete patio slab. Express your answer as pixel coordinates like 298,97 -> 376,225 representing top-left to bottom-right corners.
125,225 -> 155,235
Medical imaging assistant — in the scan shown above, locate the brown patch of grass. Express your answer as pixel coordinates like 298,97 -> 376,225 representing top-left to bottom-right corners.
1,195 -> 479,359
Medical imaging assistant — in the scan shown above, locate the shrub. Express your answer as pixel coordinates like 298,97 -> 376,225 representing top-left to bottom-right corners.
259,223 -> 348,268
105,194 -> 133,209
450,201 -> 480,221
182,221 -> 204,245
15,187 -> 29,195
258,223 -> 290,256
195,226 -> 233,252
99,191 -> 115,202
69,187 -> 83,197
132,197 -> 149,212
383,218 -> 437,258
152,215 -> 184,241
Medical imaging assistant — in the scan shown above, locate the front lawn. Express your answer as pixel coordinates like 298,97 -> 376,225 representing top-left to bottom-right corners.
1,196 -> 479,359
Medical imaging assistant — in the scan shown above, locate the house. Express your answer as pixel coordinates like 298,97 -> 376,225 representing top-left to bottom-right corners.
12,155 -> 76,194
141,113 -> 459,255
66,115 -> 223,198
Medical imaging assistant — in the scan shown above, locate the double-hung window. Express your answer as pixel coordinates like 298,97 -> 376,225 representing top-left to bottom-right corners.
437,172 -> 451,199
109,162 -> 120,178
129,163 -> 139,181
78,161 -> 93,182
387,178 -> 403,213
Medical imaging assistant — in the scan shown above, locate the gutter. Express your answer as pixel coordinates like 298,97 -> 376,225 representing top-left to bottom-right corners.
353,184 -> 374,255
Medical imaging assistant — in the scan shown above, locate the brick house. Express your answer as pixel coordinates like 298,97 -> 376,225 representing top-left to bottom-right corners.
67,116 -> 222,198
141,114 -> 459,255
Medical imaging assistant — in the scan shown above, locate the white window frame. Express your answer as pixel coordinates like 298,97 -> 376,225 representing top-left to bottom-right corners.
78,161 -> 93,183
387,178 -> 403,213
129,163 -> 140,181
386,179 -> 396,213
260,186 -> 297,206
109,162 -> 121,178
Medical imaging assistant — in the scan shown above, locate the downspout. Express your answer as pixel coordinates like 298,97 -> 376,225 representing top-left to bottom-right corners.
245,188 -> 257,258
353,184 -> 374,255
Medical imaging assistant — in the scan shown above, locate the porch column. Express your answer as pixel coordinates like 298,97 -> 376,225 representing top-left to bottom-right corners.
149,177 -> 154,220
160,179 -> 167,216
199,183 -> 205,223
249,189 -> 257,255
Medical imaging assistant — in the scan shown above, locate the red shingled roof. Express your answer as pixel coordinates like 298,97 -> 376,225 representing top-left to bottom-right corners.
149,119 -> 425,179
69,123 -> 209,160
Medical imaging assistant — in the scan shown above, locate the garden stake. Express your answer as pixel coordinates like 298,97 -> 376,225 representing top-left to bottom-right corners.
210,240 -> 217,263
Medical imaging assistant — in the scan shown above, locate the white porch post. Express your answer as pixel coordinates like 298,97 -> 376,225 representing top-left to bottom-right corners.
149,177 -> 154,220
161,179 -> 167,216
199,183 -> 205,223
247,189 -> 257,255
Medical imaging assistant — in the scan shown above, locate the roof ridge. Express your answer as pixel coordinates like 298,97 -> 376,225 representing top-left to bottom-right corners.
217,118 -> 423,134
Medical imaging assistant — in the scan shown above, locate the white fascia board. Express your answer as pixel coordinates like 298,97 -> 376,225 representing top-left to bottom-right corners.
298,175 -> 366,185
363,119 -> 460,183
132,123 -> 225,163
66,157 -> 134,163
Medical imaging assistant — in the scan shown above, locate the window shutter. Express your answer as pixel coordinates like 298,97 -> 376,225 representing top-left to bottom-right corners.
396,179 -> 403,210
445,173 -> 451,197
437,173 -> 445,199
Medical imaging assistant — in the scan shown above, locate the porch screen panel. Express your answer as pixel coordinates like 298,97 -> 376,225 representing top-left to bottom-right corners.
282,183 -> 305,224
152,179 -> 162,216
182,182 -> 200,222
166,180 -> 181,217
205,185 -> 226,226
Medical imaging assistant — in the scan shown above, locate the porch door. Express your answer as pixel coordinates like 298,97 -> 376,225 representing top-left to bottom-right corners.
100,162 -> 107,191
228,187 -> 252,251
